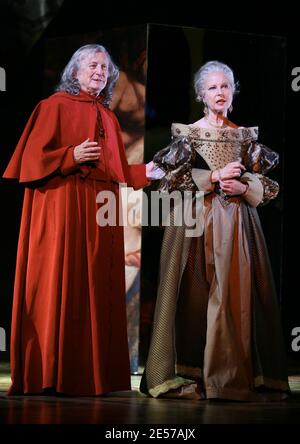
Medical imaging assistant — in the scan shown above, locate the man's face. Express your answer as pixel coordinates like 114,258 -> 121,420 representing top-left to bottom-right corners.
76,52 -> 109,95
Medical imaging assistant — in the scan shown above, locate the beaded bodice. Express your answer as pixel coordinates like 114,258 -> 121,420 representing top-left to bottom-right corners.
171,123 -> 259,170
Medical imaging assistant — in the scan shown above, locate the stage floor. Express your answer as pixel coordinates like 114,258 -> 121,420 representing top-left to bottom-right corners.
1,363 -> 300,424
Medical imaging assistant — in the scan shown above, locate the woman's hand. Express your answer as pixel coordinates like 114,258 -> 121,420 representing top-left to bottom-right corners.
146,161 -> 165,179
211,161 -> 246,182
73,138 -> 101,164
219,179 -> 248,196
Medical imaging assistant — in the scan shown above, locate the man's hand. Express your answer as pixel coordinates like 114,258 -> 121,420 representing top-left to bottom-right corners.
146,161 -> 165,180
73,138 -> 101,164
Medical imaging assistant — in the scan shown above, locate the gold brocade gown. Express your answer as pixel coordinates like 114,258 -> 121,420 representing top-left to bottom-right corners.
140,123 -> 290,401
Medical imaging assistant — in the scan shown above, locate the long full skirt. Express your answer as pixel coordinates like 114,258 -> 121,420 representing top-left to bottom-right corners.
141,194 -> 289,401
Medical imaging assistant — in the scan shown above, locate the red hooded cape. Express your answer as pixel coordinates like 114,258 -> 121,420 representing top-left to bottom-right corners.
3,91 -> 149,395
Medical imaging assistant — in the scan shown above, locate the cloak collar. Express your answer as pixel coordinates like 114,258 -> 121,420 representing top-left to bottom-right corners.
53,90 -> 105,104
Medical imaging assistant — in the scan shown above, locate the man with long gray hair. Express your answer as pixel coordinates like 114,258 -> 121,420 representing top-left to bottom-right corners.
3,44 -> 156,396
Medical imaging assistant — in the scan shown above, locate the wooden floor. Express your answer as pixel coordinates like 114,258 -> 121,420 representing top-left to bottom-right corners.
1,363 -> 300,425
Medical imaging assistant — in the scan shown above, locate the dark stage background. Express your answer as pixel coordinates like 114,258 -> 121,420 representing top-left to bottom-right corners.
0,0 -> 299,372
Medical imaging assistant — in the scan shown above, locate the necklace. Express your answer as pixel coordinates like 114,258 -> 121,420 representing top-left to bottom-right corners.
204,116 -> 226,129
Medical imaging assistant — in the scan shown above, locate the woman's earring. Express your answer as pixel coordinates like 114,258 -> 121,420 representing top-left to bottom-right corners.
203,103 -> 208,115
229,104 -> 233,113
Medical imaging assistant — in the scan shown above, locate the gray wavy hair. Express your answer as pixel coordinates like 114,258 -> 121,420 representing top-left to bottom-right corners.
56,44 -> 119,107
194,60 -> 238,103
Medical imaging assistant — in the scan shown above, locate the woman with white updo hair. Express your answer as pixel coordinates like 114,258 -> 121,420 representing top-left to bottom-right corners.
140,60 -> 290,401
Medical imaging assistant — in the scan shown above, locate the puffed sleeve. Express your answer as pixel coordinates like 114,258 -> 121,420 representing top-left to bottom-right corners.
241,141 -> 280,206
244,141 -> 279,174
153,136 -> 197,192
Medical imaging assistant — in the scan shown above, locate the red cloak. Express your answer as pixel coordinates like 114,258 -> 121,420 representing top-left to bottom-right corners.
3,91 -> 149,395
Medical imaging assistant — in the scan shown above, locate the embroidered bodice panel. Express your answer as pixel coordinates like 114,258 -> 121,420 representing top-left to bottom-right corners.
171,123 -> 259,171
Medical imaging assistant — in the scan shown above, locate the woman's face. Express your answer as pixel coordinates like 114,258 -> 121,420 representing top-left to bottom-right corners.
202,71 -> 233,115
76,52 -> 109,96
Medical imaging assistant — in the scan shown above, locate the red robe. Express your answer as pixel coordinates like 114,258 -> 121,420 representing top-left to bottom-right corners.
3,90 -> 149,395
